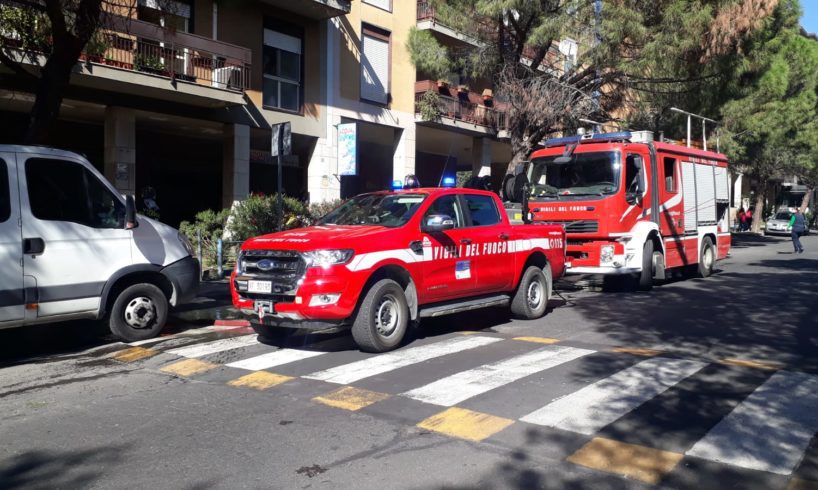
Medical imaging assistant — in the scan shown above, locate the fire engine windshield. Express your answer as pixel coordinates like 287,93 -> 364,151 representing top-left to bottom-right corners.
317,193 -> 427,227
528,151 -> 621,198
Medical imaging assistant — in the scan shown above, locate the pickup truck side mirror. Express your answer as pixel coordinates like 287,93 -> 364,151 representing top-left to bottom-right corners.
125,195 -> 139,229
422,214 -> 455,233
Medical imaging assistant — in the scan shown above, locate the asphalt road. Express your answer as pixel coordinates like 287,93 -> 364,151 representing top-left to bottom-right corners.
1,233 -> 817,489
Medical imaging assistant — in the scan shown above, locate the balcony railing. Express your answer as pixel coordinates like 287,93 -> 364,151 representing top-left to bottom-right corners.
416,1 -> 493,43
415,80 -> 508,132
81,16 -> 251,91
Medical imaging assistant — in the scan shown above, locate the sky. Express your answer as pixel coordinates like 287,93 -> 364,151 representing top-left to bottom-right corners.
802,1 -> 818,35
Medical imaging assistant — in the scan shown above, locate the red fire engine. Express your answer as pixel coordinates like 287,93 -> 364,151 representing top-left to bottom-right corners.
516,130 -> 731,290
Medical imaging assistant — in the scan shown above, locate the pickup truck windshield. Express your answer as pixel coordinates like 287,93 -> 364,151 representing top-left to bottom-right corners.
528,151 -> 620,198
318,193 -> 427,227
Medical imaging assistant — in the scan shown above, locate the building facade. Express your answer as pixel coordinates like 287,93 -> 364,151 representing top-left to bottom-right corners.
0,0 -> 517,227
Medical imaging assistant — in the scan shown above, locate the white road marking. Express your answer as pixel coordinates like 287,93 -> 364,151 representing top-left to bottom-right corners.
164,335 -> 259,358
304,336 -> 503,384
226,348 -> 327,371
520,357 -> 706,434
402,345 -> 594,406
686,371 -> 818,475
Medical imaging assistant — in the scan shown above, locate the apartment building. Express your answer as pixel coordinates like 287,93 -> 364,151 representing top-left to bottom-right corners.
0,0 -> 527,226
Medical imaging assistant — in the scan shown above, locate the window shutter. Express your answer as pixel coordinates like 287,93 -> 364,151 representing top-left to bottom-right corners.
361,33 -> 389,104
264,29 -> 302,55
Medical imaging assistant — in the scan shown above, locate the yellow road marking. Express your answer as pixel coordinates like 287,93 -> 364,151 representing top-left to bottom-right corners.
458,331 -> 481,335
720,358 -> 783,371
228,372 -> 293,390
313,386 -> 390,411
513,336 -> 560,345
611,347 -> 663,357
567,437 -> 683,485
160,359 -> 219,377
417,407 -> 514,442
112,347 -> 159,363
788,478 -> 818,490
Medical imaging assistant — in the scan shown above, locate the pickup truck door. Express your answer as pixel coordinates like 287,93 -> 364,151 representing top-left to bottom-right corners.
17,155 -> 132,318
460,194 -> 514,293
0,153 -> 24,323
418,194 -> 476,302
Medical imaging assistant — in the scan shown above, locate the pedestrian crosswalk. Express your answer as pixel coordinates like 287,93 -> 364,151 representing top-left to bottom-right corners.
116,329 -> 818,485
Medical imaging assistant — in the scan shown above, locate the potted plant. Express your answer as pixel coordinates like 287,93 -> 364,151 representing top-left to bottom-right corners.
482,88 -> 494,107
436,79 -> 450,90
82,34 -> 109,63
417,90 -> 441,121
457,84 -> 469,94
135,54 -> 169,77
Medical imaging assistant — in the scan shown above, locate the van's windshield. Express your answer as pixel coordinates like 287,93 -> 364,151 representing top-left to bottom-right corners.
528,151 -> 621,198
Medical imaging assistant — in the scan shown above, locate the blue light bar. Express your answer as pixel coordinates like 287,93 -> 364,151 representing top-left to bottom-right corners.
442,176 -> 456,187
391,179 -> 403,190
543,131 -> 633,147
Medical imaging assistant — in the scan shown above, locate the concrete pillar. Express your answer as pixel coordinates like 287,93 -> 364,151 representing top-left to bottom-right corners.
222,123 -> 250,209
104,107 -> 136,195
471,136 -> 491,177
394,125 -> 416,182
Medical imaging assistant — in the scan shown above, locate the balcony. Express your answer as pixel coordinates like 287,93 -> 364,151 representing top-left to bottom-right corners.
416,1 -> 489,47
414,80 -> 508,137
257,0 -> 351,20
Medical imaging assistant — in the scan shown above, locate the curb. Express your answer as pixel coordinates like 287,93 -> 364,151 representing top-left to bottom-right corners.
214,319 -> 251,327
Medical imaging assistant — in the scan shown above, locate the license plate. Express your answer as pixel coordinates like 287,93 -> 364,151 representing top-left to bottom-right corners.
248,280 -> 272,294
254,300 -> 275,315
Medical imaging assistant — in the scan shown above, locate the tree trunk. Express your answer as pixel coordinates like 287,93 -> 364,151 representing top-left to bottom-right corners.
800,188 -> 812,213
24,52 -> 76,144
506,134 -> 530,174
752,180 -> 767,234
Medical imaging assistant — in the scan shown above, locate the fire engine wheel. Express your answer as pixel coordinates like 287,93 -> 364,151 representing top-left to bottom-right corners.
351,279 -> 409,353
638,240 -> 655,291
107,283 -> 168,342
698,237 -> 715,278
511,266 -> 551,319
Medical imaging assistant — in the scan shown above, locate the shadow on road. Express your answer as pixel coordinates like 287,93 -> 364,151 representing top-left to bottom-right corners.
0,445 -> 131,490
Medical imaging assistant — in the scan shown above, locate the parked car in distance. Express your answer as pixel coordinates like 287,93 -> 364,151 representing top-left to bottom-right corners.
765,211 -> 793,235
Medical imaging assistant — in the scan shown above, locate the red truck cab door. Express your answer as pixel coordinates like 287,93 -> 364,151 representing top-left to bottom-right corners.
418,194 -> 476,302
459,193 -> 514,293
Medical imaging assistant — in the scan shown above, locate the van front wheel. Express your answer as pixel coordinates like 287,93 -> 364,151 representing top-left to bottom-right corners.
108,283 -> 169,342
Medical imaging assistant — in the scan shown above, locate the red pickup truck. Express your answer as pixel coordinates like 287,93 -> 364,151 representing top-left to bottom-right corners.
230,188 -> 566,352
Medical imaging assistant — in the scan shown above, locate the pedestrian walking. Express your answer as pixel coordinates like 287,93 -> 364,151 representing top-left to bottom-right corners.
790,208 -> 807,253
737,208 -> 746,232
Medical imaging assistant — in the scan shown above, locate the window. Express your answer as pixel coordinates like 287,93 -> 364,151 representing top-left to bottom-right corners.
26,158 -> 125,229
0,159 -> 9,223
363,0 -> 391,12
463,194 -> 500,226
625,154 -> 643,194
137,0 -> 191,32
263,22 -> 302,112
664,157 -> 677,193
361,25 -> 390,105
424,195 -> 464,228
559,38 -> 577,72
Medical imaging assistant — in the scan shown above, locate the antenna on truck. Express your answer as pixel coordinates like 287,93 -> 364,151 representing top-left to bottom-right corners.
669,107 -> 720,152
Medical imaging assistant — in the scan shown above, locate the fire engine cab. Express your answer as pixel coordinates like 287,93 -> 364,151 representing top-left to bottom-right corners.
518,130 -> 731,290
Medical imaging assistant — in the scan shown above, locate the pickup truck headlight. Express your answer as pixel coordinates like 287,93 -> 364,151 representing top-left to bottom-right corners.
302,249 -> 354,268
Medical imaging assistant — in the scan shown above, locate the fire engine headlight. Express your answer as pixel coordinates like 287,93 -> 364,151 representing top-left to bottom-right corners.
302,249 -> 354,268
600,245 -> 615,264
309,293 -> 341,307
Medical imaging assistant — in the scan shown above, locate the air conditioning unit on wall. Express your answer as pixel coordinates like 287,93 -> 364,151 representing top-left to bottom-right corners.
212,66 -> 242,90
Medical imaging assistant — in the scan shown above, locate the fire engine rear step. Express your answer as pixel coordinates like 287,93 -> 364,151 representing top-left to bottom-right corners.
419,294 -> 511,318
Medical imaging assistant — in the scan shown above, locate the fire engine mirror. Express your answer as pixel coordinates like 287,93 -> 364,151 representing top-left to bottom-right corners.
423,214 -> 455,233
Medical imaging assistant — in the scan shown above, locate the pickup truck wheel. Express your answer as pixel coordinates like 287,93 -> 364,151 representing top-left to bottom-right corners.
638,240 -> 654,291
511,266 -> 550,319
107,283 -> 168,342
698,237 -> 715,278
351,279 -> 408,353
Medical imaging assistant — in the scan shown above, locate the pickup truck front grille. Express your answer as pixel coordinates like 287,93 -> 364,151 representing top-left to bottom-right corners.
236,250 -> 306,302
542,220 -> 599,233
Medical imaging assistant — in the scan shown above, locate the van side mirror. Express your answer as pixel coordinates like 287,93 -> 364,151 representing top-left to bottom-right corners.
422,214 -> 455,233
125,195 -> 139,229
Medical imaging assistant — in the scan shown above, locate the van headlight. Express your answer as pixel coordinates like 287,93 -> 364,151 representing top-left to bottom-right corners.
178,232 -> 195,256
600,245 -> 615,264
302,250 -> 354,268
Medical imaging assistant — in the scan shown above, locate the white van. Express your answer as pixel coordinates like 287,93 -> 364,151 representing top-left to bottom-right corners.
0,145 -> 199,341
